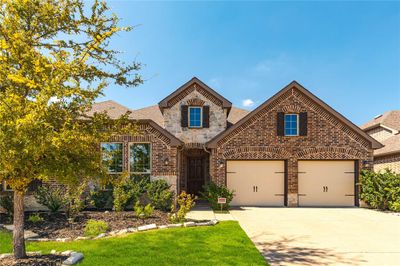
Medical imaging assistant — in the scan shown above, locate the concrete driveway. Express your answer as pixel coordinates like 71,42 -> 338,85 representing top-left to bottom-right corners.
230,208 -> 400,266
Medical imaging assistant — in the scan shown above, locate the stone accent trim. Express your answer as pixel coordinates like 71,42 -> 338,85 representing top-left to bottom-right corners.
168,83 -> 223,108
187,97 -> 205,106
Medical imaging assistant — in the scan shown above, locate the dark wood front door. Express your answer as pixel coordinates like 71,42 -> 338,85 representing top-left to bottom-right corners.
187,157 -> 205,195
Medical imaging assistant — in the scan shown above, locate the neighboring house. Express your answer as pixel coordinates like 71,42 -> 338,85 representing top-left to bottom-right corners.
361,110 -> 400,173
1,77 -> 383,209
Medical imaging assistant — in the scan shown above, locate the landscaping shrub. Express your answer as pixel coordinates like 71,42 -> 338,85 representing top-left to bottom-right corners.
0,195 -> 13,219
134,201 -> 154,219
90,189 -> 113,209
84,219 -> 109,237
169,191 -> 196,223
146,180 -> 174,211
27,213 -> 44,223
34,185 -> 67,213
113,176 -> 148,212
360,169 -> 400,212
65,182 -> 87,218
201,182 -> 234,210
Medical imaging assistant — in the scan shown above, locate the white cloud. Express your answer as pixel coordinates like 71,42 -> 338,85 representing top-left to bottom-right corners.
242,99 -> 255,107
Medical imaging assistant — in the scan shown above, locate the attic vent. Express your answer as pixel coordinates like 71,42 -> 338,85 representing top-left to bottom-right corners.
374,114 -> 382,119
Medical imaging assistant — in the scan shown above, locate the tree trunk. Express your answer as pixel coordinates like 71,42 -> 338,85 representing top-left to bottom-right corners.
13,191 -> 26,259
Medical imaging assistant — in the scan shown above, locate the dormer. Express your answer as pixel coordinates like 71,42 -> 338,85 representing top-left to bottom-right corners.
158,77 -> 232,144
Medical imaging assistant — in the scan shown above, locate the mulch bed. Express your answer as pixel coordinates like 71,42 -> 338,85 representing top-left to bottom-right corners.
1,210 -> 170,239
0,254 -> 68,266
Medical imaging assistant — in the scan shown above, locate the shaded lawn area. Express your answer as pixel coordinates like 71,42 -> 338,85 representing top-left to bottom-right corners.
1,221 -> 267,265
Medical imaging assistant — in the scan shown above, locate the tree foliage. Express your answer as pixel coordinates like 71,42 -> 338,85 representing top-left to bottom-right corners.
0,0 -> 141,258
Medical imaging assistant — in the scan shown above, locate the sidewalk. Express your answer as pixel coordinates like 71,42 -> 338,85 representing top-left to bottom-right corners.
186,201 -> 235,221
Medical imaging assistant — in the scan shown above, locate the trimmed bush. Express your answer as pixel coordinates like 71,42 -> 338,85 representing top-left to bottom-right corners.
84,219 -> 109,237
134,201 -> 154,219
146,180 -> 174,211
360,169 -> 400,212
90,189 -> 113,209
201,182 -> 234,210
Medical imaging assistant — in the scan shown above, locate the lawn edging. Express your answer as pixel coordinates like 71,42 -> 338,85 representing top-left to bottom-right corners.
0,219 -> 219,243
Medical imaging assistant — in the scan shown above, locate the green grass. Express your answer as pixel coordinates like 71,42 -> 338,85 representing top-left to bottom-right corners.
1,221 -> 266,265
0,229 -> 12,254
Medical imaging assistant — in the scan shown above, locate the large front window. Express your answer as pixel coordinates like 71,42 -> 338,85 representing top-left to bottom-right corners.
189,107 -> 202,128
130,143 -> 151,181
284,114 -> 299,136
101,143 -> 123,173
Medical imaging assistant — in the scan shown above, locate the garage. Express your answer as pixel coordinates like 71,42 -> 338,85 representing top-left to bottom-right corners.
227,160 -> 285,206
298,160 -> 356,207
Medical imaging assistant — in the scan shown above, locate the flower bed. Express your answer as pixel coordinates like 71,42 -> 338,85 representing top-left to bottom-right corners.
0,253 -> 68,266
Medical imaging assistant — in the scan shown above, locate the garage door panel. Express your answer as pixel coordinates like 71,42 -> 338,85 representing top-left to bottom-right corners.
227,160 -> 285,206
298,161 -> 355,207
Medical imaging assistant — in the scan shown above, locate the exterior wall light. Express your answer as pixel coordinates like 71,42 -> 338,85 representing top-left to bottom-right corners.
363,160 -> 372,168
164,157 -> 170,166
218,159 -> 225,168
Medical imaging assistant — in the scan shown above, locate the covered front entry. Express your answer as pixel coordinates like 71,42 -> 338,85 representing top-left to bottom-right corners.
227,160 -> 285,206
180,148 -> 209,195
298,160 -> 356,207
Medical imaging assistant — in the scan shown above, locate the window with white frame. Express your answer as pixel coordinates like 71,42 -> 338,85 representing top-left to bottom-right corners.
101,143 -> 123,173
284,114 -> 299,136
129,143 -> 151,181
189,107 -> 202,128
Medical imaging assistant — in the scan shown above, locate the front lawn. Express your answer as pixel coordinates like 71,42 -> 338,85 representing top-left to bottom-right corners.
1,221 -> 267,265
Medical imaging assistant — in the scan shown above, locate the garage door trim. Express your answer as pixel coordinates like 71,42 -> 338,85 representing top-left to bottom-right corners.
225,159 -> 288,206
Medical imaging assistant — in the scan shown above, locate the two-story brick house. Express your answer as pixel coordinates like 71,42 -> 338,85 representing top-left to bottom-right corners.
361,110 -> 400,173
95,77 -> 382,207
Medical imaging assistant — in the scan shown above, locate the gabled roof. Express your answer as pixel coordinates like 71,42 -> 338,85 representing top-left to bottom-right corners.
86,101 -> 182,147
158,77 -> 232,114
129,104 -> 249,128
361,110 -> 400,132
374,134 -> 400,157
134,119 -> 183,147
207,81 -> 383,149
87,100 -> 131,119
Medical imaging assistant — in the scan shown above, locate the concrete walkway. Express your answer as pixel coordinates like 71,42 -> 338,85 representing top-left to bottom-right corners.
230,207 -> 400,266
186,202 -> 235,221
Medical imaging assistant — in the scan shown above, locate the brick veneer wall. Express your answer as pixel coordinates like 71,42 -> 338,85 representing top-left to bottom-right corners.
374,153 -> 400,174
110,123 -> 179,193
210,87 -> 373,206
365,127 -> 395,142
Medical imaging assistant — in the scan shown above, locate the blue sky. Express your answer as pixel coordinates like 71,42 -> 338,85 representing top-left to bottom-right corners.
97,1 -> 400,126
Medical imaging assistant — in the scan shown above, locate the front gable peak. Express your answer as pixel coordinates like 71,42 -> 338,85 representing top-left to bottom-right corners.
158,77 -> 232,114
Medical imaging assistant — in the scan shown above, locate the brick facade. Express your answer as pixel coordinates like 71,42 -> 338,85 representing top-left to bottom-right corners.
209,86 -> 373,206
109,122 -> 180,193
374,153 -> 400,173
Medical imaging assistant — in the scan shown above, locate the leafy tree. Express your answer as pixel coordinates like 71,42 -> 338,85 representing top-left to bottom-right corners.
0,0 -> 141,258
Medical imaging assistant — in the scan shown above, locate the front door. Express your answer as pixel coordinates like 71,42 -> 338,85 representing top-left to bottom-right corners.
187,157 -> 205,195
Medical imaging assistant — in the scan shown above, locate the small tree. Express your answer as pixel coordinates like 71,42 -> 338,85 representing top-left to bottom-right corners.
0,0 -> 141,258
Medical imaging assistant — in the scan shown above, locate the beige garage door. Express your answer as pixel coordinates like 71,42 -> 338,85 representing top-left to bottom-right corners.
227,160 -> 285,206
298,160 -> 355,207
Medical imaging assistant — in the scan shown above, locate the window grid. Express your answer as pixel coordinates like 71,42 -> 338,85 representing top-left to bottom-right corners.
284,114 -> 299,136
101,143 -> 123,173
189,107 -> 202,128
